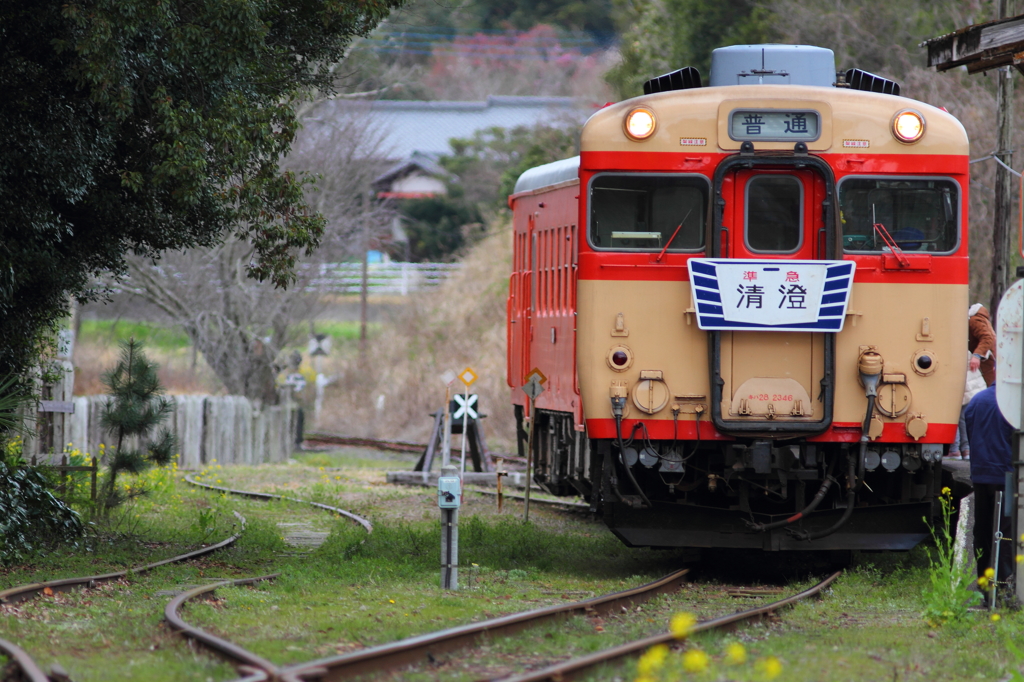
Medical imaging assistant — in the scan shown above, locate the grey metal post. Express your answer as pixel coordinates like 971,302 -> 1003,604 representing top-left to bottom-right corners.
524,395 -> 534,523
441,383 -> 452,468
441,508 -> 458,589
993,490 -> 1004,610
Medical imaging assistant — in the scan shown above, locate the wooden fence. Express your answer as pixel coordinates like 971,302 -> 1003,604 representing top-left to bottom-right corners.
28,394 -> 299,469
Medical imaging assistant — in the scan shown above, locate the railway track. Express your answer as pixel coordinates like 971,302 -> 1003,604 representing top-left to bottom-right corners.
1,470 -> 839,682
164,574 -> 283,682
495,570 -> 842,682
0,511 -> 246,605
302,432 -> 526,465
0,510 -> 246,680
183,476 -> 374,533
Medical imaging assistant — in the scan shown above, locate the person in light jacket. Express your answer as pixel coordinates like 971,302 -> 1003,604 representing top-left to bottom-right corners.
949,349 -> 987,460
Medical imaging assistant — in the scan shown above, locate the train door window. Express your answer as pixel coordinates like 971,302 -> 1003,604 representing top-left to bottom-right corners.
744,175 -> 803,253
588,174 -> 708,252
839,177 -> 960,253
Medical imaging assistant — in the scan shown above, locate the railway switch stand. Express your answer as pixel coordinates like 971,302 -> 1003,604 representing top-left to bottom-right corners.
438,465 -> 461,590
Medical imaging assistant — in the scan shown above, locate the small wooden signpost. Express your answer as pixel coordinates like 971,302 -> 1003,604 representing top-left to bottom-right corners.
521,368 -> 547,522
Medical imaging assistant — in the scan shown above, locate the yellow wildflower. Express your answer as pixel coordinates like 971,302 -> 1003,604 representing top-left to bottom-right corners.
757,656 -> 783,680
725,641 -> 747,665
637,644 -> 669,675
1016,555 -> 1023,564
979,576 -> 990,589
670,612 -> 698,639
985,567 -> 996,580
681,649 -> 709,673
992,613 -> 1002,622
941,486 -> 951,495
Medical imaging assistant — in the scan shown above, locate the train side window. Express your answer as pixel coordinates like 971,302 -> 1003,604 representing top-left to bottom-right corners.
744,175 -> 803,253
839,177 -> 960,254
588,174 -> 707,252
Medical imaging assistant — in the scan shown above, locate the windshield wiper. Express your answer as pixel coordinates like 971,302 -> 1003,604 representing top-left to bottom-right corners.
654,207 -> 695,262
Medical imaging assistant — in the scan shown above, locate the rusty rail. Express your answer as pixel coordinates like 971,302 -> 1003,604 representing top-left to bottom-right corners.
493,570 -> 842,682
302,433 -> 426,454
184,476 -> 373,533
276,568 -> 689,682
0,637 -> 50,682
0,511 -> 247,681
164,574 -> 282,682
0,511 -> 246,605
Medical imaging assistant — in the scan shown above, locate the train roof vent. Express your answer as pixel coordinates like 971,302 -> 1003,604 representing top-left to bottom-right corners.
844,68 -> 901,96
709,45 -> 836,87
643,67 -> 702,95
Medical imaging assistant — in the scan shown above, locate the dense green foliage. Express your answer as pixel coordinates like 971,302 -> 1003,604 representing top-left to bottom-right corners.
0,0 -> 403,380
99,338 -> 176,509
605,0 -> 772,99
0,459 -> 83,565
442,122 -> 581,208
401,195 -> 484,262
379,0 -> 614,40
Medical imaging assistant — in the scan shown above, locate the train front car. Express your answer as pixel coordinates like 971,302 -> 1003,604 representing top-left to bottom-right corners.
508,44 -> 969,552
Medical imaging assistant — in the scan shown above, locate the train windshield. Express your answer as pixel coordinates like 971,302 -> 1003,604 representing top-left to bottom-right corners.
589,174 -> 707,252
839,178 -> 959,253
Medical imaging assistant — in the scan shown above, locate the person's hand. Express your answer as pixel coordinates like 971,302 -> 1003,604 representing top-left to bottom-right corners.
970,355 -> 981,372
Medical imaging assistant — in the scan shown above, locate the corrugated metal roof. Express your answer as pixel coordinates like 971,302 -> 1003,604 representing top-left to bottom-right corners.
315,96 -> 582,159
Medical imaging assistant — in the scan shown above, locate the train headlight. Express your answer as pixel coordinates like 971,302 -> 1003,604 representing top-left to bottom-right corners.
891,109 -> 925,143
624,107 -> 657,140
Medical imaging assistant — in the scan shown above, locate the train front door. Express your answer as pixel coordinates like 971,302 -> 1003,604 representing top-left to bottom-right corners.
713,165 -> 833,431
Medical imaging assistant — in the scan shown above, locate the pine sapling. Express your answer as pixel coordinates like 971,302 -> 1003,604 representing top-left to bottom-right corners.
99,338 -> 176,511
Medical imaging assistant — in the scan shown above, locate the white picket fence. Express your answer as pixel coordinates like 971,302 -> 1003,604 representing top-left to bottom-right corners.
61,395 -> 299,469
304,261 -> 462,295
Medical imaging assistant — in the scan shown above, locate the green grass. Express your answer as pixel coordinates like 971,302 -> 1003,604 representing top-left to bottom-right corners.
78,319 -> 191,352
307,320 -> 382,342
7,457 -> 1024,682
77,319 -> 383,355
294,448 -> 417,470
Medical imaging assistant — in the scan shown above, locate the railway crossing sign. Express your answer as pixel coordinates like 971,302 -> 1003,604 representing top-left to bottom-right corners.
522,374 -> 546,400
307,333 -> 332,357
458,367 -> 478,387
453,393 -> 478,420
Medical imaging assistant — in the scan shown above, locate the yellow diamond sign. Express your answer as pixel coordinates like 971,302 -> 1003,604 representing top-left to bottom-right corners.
458,367 -> 478,387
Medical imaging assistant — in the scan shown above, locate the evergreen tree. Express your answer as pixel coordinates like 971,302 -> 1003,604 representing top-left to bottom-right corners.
99,338 -> 176,510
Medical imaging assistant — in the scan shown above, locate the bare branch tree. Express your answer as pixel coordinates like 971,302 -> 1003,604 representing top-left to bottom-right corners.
125,105 -> 397,402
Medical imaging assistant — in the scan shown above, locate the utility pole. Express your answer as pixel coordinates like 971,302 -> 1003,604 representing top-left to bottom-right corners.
359,191 -> 370,362
924,7 -> 1024,311
993,0 -> 1017,315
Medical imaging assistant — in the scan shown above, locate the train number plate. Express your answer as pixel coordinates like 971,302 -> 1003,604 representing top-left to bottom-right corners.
688,259 -> 855,332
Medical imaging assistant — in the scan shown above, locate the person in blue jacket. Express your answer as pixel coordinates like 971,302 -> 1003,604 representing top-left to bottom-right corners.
963,384 -> 1016,590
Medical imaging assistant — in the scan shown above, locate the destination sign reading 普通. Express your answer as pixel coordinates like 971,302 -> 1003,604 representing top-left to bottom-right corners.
729,110 -> 820,142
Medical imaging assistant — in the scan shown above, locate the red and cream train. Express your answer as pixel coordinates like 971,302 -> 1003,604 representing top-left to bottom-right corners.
506,44 -> 967,551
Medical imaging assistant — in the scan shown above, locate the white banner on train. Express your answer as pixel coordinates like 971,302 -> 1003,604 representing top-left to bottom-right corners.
688,259 -> 856,332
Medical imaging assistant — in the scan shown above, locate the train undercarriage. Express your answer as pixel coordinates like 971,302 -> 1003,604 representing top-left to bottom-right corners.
516,407 -> 943,551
